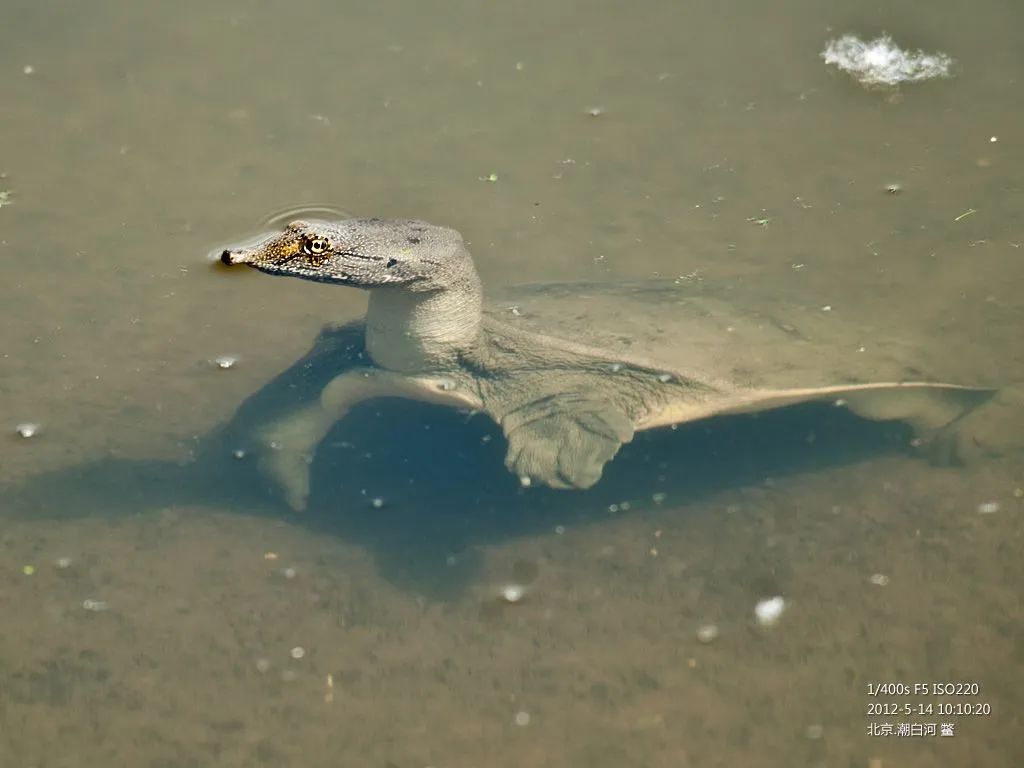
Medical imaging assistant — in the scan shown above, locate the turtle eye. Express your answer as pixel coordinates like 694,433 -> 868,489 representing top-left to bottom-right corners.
303,237 -> 330,257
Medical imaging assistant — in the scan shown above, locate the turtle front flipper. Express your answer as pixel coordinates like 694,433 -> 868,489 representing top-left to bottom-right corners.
499,394 -> 635,489
257,367 -> 481,511
256,404 -> 335,512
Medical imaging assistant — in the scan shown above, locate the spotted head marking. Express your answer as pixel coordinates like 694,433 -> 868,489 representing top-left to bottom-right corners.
219,218 -> 471,291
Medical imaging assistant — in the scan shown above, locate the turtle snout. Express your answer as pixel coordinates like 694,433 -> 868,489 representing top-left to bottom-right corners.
220,247 -> 258,266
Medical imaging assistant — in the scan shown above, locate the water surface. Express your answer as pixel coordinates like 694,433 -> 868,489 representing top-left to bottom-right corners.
1,0 -> 1022,765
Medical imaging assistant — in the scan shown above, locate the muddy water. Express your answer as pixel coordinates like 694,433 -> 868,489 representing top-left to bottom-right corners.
1,0 -> 1022,765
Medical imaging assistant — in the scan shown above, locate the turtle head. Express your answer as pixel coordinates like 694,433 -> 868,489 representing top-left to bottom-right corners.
220,218 -> 472,292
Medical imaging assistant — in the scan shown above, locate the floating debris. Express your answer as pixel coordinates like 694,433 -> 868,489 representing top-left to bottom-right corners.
821,34 -> 954,88
884,182 -> 903,195
754,596 -> 786,627
290,646 -> 306,660
231,448 -> 247,460
282,567 -> 297,579
82,599 -> 109,612
479,172 -> 499,183
21,565 -> 35,576
554,525 -> 566,535
869,573 -> 890,586
976,501 -> 1000,514
55,557 -> 73,570
696,624 -> 720,644
0,189 -> 14,208
370,497 -> 385,509
255,658 -> 272,673
15,423 -> 39,438
585,106 -> 606,117
324,672 -> 335,703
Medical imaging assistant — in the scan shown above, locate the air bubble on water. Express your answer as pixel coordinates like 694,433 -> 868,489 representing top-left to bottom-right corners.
500,584 -> 526,603
55,557 -> 72,570
15,423 -> 39,438
656,373 -> 673,383
255,658 -> 272,673
608,363 -> 623,373
232,448 -> 247,459
82,599 -> 109,612
651,492 -> 667,504
282,567 -> 297,579
754,596 -> 786,627
514,710 -> 531,726
554,525 -> 566,535
290,646 -> 305,660
213,355 -> 238,369
370,497 -> 385,509
869,573 -> 890,586
976,501 -> 1000,514
519,475 -> 532,488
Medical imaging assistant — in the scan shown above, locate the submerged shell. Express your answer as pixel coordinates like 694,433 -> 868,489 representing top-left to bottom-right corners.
487,279 -> 993,426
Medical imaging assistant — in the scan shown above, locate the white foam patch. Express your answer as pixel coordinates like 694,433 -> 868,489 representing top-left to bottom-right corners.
822,34 -> 954,87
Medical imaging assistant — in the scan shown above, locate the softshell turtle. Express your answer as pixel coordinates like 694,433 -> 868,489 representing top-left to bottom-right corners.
220,218 -> 998,511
